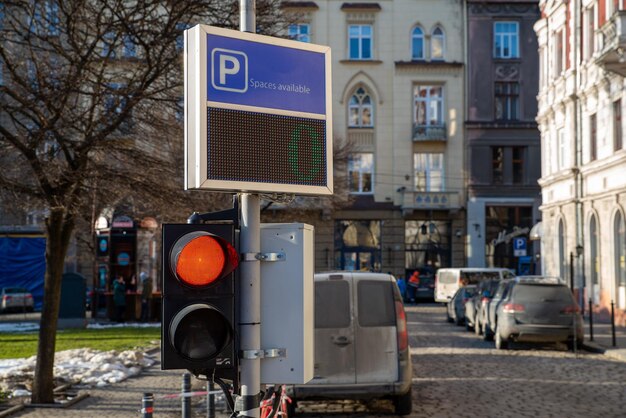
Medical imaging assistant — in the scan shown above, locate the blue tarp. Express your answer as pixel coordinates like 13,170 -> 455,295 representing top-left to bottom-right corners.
0,236 -> 46,310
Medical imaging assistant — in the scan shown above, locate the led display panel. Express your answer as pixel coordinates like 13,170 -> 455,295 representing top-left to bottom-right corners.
207,108 -> 326,187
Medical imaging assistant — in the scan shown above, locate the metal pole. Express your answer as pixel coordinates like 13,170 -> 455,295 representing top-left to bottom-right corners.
207,381 -> 215,418
588,298 -> 594,342
569,252 -> 575,293
240,4 -> 260,416
611,300 -> 617,347
182,373 -> 191,418
141,393 -> 154,418
240,193 -> 261,418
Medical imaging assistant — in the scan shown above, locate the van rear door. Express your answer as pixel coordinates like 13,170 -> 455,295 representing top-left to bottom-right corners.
354,277 -> 398,384
311,276 -> 356,384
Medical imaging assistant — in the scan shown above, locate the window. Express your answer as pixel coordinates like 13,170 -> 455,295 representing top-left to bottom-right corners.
348,153 -> 373,193
348,24 -> 372,59
315,281 -> 350,328
492,147 -> 503,184
614,99 -> 622,151
586,6 -> 596,59
334,220 -> 381,271
414,85 -> 444,127
590,113 -> 597,161
494,82 -> 519,120
431,27 -> 445,60
358,281 -> 395,326
414,153 -> 444,191
512,147 -> 524,184
411,26 -> 424,60
558,129 -> 568,170
494,22 -> 519,59
289,24 -> 310,43
348,87 -> 374,127
554,30 -> 564,76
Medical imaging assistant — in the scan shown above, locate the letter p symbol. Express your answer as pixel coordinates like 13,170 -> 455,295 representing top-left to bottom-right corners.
211,49 -> 248,93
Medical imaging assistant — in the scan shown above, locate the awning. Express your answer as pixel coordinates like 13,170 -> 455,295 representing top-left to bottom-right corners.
529,222 -> 543,241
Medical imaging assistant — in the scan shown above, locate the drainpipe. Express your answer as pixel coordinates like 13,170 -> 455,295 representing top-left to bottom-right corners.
573,0 -> 585,308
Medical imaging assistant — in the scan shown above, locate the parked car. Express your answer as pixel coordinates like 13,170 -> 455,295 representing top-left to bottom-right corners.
0,287 -> 34,313
435,267 -> 515,303
487,276 -> 584,350
287,272 -> 413,415
447,285 -> 477,326
466,279 -> 500,334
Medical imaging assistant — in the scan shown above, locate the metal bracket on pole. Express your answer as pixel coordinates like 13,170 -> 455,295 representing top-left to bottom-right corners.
240,348 -> 287,359
241,252 -> 286,262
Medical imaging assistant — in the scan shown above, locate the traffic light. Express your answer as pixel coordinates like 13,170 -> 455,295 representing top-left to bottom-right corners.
161,223 -> 238,382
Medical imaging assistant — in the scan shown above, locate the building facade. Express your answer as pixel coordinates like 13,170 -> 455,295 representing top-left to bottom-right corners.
277,0 -> 468,279
536,0 -> 626,323
465,1 -> 542,272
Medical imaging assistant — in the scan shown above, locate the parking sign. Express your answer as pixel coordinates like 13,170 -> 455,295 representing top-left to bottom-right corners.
513,237 -> 527,257
185,25 -> 333,195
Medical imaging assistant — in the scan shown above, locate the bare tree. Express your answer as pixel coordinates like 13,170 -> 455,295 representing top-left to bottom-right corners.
0,0 -> 294,403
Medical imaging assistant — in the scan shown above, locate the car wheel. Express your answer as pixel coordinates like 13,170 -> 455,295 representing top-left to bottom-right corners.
482,322 -> 493,341
495,326 -> 508,350
446,311 -> 454,323
393,388 -> 412,415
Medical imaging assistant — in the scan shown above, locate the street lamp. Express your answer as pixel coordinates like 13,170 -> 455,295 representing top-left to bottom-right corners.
576,244 -> 583,257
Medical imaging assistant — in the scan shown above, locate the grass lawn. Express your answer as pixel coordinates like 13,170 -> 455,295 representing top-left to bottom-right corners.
0,327 -> 160,359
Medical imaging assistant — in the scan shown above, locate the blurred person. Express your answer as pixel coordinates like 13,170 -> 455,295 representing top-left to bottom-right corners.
113,275 -> 127,322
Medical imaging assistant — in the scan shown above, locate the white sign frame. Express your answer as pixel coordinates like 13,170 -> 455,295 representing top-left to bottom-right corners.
184,25 -> 333,195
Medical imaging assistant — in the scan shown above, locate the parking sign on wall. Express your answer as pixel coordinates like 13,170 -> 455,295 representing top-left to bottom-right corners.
184,25 -> 333,195
513,237 -> 527,257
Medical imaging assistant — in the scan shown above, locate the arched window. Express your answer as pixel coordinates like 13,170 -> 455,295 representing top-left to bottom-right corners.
411,27 -> 424,60
558,219 -> 565,279
590,214 -> 599,287
431,26 -> 445,60
614,211 -> 626,303
348,87 -> 374,128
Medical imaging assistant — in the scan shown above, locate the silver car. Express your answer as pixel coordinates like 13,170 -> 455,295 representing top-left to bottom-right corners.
287,272 -> 413,415
1,287 -> 34,313
491,277 -> 584,350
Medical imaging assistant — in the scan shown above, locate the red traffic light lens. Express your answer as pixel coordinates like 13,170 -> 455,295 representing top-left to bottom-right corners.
173,233 -> 239,287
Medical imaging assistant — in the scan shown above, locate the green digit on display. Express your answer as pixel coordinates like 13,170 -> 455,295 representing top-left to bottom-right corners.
289,124 -> 323,181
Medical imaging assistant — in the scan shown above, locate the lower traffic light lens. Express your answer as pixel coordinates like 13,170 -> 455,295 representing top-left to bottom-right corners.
170,304 -> 232,361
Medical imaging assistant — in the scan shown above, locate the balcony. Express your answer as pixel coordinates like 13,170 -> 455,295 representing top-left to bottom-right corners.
596,10 -> 626,76
412,123 -> 447,141
401,191 -> 460,211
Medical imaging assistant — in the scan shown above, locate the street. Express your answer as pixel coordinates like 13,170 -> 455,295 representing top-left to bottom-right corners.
296,303 -> 626,417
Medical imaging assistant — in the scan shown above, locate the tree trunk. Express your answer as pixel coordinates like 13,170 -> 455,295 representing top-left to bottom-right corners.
31,207 -> 74,404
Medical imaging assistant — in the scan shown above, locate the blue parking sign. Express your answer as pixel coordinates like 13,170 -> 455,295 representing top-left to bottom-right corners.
513,237 -> 527,257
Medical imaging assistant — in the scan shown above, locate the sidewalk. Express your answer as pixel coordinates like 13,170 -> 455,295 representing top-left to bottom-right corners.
9,351 -> 231,418
582,312 -> 626,362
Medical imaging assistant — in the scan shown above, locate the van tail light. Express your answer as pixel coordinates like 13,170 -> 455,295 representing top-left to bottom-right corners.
502,303 -> 525,313
395,300 -> 408,351
25,294 -> 32,299
561,305 -> 581,314
3,296 -> 11,302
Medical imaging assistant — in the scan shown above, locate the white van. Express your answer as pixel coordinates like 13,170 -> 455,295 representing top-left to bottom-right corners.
434,267 -> 515,303
287,271 -> 413,415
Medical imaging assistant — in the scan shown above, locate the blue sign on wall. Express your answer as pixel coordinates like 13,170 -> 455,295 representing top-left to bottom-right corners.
206,33 -> 326,115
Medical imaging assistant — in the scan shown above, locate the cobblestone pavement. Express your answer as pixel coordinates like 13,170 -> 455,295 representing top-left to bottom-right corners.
7,304 -> 626,417
295,303 -> 626,418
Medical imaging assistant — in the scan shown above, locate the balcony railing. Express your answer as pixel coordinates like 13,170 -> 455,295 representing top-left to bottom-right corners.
597,10 -> 626,76
412,123 -> 447,141
401,191 -> 460,211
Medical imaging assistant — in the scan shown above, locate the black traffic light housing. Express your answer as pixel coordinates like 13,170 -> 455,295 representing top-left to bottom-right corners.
161,222 -> 238,384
